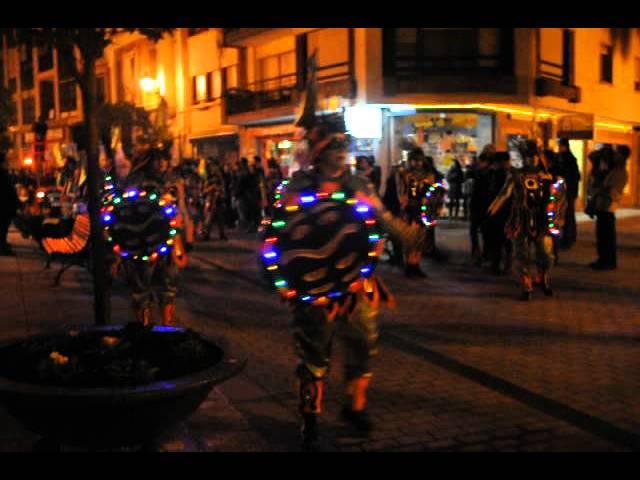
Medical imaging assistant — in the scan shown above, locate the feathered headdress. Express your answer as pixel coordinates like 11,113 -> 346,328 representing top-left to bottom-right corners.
295,51 -> 349,164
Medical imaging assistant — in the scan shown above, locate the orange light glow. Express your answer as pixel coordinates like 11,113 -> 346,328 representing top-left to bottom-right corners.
411,103 -> 554,119
140,76 -> 157,93
595,121 -> 633,133
23,157 -> 33,166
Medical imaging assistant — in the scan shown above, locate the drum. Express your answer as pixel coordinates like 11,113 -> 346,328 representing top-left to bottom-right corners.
260,183 -> 381,303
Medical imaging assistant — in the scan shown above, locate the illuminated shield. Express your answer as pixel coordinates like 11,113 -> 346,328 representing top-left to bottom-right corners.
102,185 -> 178,262
260,185 -> 381,303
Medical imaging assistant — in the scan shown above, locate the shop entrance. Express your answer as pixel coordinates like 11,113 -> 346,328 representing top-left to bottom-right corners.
259,135 -> 298,177
394,111 -> 494,174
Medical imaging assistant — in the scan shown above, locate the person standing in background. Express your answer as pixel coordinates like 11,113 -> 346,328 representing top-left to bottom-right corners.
469,146 -> 494,265
589,146 -> 629,270
0,153 -> 19,256
446,157 -> 464,219
556,138 -> 581,249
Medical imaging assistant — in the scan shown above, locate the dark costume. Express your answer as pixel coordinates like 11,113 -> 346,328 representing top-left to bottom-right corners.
485,153 -> 512,274
266,55 -> 421,447
105,151 -> 183,325
489,142 -> 566,300
395,154 -> 443,276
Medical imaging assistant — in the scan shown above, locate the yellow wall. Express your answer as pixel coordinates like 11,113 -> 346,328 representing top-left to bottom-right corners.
187,30 -> 221,76
536,28 -> 640,124
185,29 -> 239,153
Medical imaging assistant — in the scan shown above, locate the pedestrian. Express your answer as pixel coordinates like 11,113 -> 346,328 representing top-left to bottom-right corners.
356,155 -> 381,195
201,160 -> 228,241
557,138 -> 581,249
252,157 -> 266,225
488,140 -> 565,301
461,159 -> 474,220
469,146 -> 493,265
233,158 -> 250,230
223,160 -> 237,229
589,145 -> 629,270
0,152 -> 19,256
446,157 -> 464,219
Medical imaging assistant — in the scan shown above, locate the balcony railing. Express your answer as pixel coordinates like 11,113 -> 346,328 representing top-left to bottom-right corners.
394,54 -> 505,76
224,61 -> 353,117
225,73 -> 297,116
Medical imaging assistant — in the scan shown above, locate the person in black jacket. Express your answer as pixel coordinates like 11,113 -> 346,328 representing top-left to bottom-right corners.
557,138 -> 581,249
0,153 -> 19,256
468,147 -> 494,265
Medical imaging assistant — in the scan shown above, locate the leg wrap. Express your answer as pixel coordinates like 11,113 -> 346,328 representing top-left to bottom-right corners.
345,374 -> 372,412
296,364 -> 325,415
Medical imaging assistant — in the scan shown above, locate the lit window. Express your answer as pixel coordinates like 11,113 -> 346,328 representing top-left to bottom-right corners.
212,71 -> 221,99
195,74 -> 207,102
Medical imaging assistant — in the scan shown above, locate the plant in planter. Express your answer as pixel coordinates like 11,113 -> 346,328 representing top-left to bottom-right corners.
0,324 -> 245,451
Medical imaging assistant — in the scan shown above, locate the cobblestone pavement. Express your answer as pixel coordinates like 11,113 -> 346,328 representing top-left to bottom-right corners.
1,212 -> 639,451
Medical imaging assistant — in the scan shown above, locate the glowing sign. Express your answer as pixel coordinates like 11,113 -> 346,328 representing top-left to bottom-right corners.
345,106 -> 382,139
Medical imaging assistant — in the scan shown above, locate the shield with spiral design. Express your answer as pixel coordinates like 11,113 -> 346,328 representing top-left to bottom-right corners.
102,186 -> 178,262
261,187 -> 380,303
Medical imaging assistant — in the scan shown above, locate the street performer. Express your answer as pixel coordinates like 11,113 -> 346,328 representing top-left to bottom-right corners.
488,141 -> 566,301
395,147 -> 445,277
265,54 -> 423,449
105,147 -> 186,326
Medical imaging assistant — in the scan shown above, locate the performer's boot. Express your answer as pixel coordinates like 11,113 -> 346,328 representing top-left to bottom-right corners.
297,365 -> 324,449
136,306 -> 152,326
538,269 -> 553,296
405,263 -> 427,278
162,304 -> 176,326
405,248 -> 426,278
341,375 -> 373,436
520,275 -> 533,301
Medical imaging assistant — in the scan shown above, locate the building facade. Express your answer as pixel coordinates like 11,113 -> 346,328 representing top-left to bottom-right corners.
2,28 -> 639,206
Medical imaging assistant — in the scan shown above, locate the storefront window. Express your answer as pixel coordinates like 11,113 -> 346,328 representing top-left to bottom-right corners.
395,111 -> 494,173
261,136 -> 297,177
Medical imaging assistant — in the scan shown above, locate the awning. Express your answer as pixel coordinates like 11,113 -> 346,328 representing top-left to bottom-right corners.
557,113 -> 594,139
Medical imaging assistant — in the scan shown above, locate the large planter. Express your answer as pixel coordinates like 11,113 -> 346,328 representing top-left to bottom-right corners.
0,325 -> 245,450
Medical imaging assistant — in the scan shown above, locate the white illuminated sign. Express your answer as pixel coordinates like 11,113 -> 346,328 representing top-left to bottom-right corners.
345,106 -> 382,139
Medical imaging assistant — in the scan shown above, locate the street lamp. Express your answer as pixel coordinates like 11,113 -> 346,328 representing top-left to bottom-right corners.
139,76 -> 158,94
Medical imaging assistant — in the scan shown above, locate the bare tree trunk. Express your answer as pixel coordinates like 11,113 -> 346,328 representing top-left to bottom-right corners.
81,54 -> 110,325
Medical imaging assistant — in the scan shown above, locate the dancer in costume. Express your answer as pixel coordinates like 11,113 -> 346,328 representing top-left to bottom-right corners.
488,141 -> 566,300
260,55 -> 422,448
103,148 -> 185,325
395,148 -> 445,277
201,160 -> 228,241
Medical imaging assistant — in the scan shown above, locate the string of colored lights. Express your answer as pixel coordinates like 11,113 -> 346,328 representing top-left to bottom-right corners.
101,176 -> 179,262
546,178 -> 565,237
262,180 -> 380,305
420,182 -> 445,228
